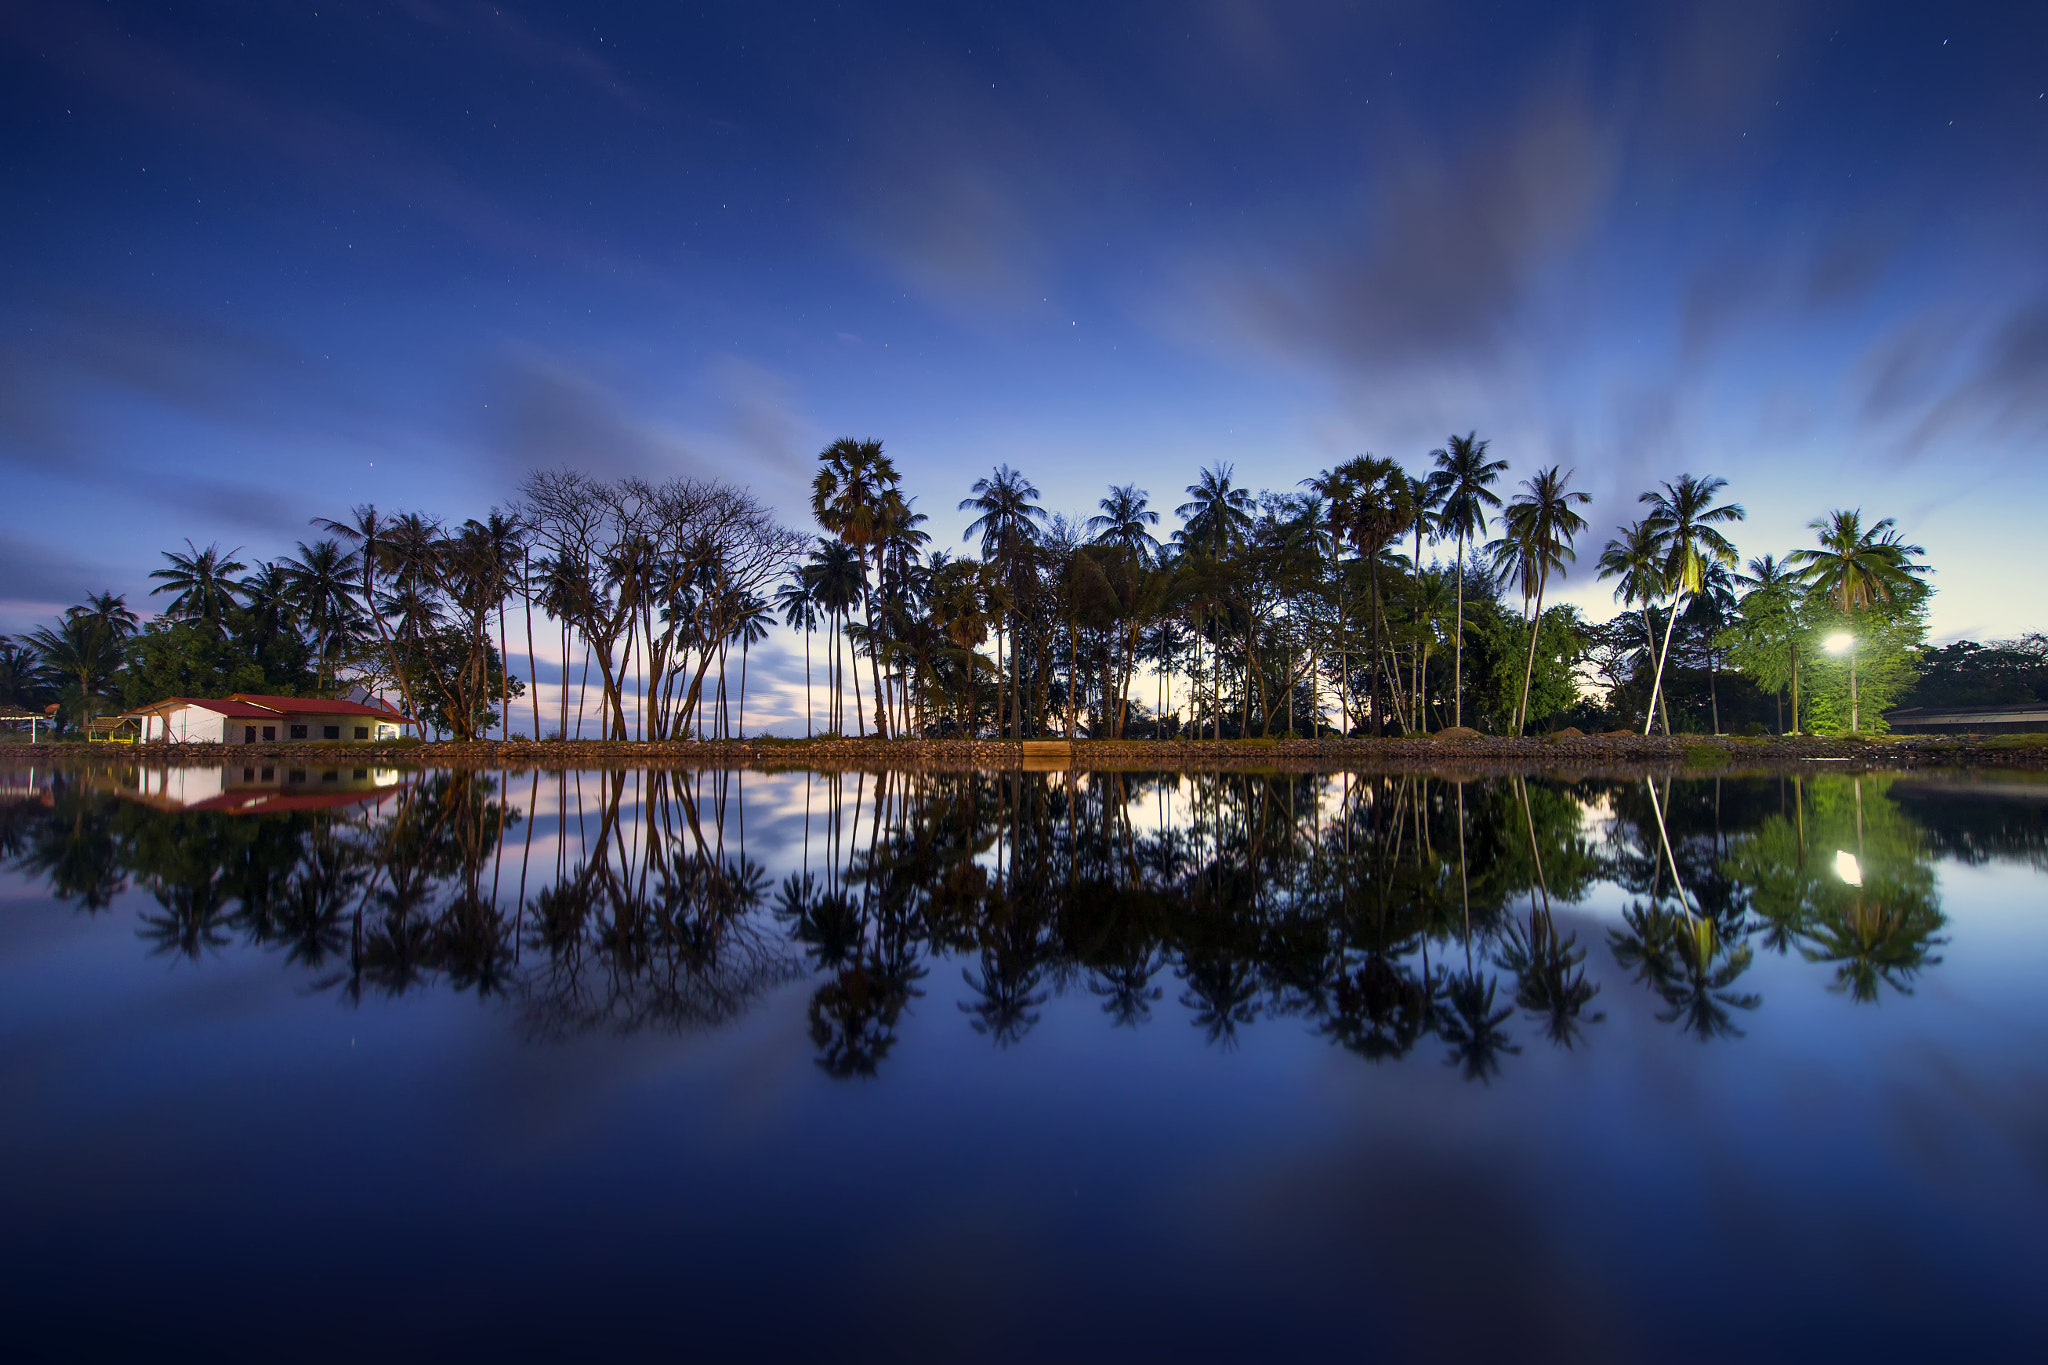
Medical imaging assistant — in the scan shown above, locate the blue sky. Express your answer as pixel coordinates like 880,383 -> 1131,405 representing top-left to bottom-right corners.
4,1 -> 2046,726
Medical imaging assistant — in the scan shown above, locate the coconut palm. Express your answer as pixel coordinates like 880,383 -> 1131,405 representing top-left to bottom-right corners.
237,560 -> 298,655
1786,510 -> 1928,732
1428,433 -> 1508,727
1597,519 -> 1669,731
280,539 -> 362,693
812,438 -> 901,738
0,636 -> 44,709
27,613 -> 124,728
1087,484 -> 1164,563
729,592 -> 772,738
1173,464 -> 1254,558
147,540 -> 247,636
1332,455 -> 1413,735
312,505 -> 419,724
1491,466 -> 1591,735
1733,554 -> 1802,732
960,464 -> 1046,739
74,591 -> 139,643
775,575 -> 821,737
1402,472 -> 1445,730
1639,474 -> 1745,735
806,540 -> 867,734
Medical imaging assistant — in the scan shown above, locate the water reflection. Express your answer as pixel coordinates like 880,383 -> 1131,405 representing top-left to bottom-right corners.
1,763 -> 2014,1073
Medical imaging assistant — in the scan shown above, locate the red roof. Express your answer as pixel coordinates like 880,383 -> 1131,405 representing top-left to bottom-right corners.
227,694 -> 414,722
124,694 -> 415,725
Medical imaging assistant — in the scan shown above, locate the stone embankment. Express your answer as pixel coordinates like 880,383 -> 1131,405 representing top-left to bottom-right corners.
7,732 -> 2046,774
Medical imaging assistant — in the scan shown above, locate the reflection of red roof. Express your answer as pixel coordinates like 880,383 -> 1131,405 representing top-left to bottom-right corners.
184,789 -> 397,814
228,694 -> 412,722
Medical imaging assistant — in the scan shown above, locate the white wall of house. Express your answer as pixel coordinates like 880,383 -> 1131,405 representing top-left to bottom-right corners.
269,714 -> 390,741
134,705 -> 402,742
142,706 -> 231,743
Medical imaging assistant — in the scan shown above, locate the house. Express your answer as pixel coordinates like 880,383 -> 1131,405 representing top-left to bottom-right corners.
124,693 -> 414,744
1884,703 -> 2048,736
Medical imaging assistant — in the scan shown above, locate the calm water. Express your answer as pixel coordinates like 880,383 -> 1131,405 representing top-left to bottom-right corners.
3,762 -> 2046,1362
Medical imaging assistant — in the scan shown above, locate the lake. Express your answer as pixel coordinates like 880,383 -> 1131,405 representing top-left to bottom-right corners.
3,762 -> 2045,1362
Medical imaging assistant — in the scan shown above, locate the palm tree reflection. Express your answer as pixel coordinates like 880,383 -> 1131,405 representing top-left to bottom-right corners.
3,764 -> 1962,1071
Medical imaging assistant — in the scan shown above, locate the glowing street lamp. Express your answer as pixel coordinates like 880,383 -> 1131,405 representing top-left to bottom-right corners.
1824,632 -> 1861,730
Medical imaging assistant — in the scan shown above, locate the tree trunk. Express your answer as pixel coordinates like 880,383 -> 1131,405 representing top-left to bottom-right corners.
1516,580 -> 1546,735
863,546 -> 889,739
1453,534 -> 1465,728
1644,595 -> 1683,735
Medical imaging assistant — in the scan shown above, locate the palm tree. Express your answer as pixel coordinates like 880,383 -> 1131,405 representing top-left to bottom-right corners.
1786,510 -> 1928,732
1299,469 -> 1356,731
730,592 -> 772,738
874,489 -> 930,736
960,464 -> 1046,739
1734,554 -> 1801,732
1088,484 -> 1164,563
1491,466 -> 1591,735
28,613 -> 124,729
1639,474 -> 1745,735
1403,470 -> 1445,731
280,539 -> 362,693
1428,433 -> 1508,728
812,438 -> 901,738
806,541 -> 866,734
74,591 -> 139,644
148,540 -> 246,636
1332,455 -> 1413,735
312,505 -> 419,724
238,560 -> 298,656
775,575 -> 820,737
473,509 -> 527,738
1173,464 -> 1254,558
0,636 -> 43,709
1597,519 -> 1669,731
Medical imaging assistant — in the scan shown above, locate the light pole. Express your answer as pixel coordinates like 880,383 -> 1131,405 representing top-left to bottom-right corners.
1824,631 -> 1857,732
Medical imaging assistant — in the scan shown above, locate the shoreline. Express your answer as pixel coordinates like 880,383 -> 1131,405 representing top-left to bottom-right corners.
5,732 -> 2046,775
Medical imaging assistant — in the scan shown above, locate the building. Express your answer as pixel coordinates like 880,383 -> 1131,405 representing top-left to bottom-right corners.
124,693 -> 413,744
1884,703 -> 2048,736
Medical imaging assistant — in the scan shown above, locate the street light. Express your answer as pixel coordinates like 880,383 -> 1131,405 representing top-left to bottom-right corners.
1824,631 -> 1861,731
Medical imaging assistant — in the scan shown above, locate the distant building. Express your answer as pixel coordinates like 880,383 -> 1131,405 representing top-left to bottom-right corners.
1884,704 -> 2048,736
123,693 -> 414,744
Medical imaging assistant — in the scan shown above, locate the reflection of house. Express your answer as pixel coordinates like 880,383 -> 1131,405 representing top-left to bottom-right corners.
124,694 -> 413,744
1885,704 -> 2048,736
112,764 -> 403,814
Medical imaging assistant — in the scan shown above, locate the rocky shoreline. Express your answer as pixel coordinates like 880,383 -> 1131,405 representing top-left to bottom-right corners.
6,731 -> 2045,774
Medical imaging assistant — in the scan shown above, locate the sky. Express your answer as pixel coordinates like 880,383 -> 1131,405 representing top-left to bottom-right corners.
3,1 -> 2045,730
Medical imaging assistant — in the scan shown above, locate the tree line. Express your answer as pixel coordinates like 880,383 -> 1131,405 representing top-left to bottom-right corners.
3,433 -> 2033,740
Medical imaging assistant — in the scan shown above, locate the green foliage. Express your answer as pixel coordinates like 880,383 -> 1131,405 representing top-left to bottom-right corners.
1465,602 -> 1587,732
1798,594 -> 1927,735
1902,635 -> 2048,709
120,616 -> 314,708
388,627 -> 523,739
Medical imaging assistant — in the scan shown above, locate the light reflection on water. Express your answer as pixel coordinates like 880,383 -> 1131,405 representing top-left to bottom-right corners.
2,764 -> 2046,1361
